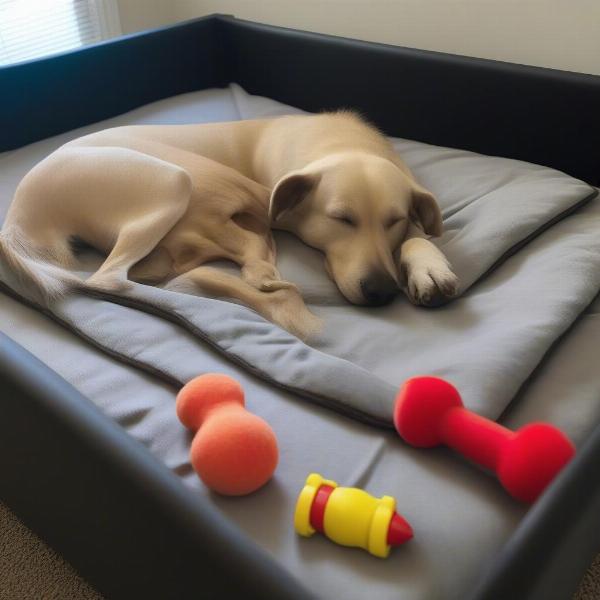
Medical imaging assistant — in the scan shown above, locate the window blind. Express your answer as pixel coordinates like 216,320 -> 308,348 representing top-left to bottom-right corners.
0,0 -> 120,66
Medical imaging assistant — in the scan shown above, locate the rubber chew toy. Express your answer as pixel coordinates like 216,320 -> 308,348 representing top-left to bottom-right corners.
176,374 -> 278,496
294,473 -> 413,557
394,377 -> 576,503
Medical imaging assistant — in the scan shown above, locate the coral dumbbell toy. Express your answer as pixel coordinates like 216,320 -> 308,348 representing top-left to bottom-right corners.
176,374 -> 278,496
295,473 -> 413,558
394,377 -> 575,503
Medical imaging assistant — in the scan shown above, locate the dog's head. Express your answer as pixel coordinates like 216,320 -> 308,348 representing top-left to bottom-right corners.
269,152 -> 442,305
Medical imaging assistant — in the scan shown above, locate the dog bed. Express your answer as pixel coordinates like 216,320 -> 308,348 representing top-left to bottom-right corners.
2,15 -> 600,600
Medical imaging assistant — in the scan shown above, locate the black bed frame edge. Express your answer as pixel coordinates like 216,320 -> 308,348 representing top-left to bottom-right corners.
2,13 -> 599,186
1,15 -> 599,600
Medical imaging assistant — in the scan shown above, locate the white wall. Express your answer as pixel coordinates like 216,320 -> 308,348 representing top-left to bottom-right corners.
118,0 -> 600,76
117,0 -> 176,35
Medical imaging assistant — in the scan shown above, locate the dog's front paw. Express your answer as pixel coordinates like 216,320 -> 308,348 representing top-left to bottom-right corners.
404,262 -> 459,307
257,278 -> 298,293
242,262 -> 298,293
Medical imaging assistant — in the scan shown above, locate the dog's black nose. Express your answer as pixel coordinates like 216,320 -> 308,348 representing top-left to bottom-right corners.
360,274 -> 398,306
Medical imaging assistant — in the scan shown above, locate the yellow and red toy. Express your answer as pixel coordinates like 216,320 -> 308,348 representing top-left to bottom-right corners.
294,473 -> 413,558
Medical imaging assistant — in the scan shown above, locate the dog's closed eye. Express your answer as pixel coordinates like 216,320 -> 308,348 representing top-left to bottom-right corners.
335,215 -> 356,227
328,210 -> 357,227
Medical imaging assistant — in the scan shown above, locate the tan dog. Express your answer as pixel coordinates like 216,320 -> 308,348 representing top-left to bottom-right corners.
0,146 -> 317,338
0,111 -> 457,338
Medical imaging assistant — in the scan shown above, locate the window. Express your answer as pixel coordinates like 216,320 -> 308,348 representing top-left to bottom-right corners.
0,0 -> 121,66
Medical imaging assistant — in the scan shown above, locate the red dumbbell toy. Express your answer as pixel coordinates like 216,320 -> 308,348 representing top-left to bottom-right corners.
176,374 -> 279,496
393,377 -> 575,503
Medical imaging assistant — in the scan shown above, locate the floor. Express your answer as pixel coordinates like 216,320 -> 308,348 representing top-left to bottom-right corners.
0,500 -> 598,599
0,501 -> 100,600
576,556 -> 600,600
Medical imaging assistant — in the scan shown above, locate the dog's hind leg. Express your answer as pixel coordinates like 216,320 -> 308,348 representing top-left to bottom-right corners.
165,266 -> 321,340
87,205 -> 187,292
74,147 -> 192,292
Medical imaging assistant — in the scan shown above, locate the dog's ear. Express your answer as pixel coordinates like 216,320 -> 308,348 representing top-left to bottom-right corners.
269,171 -> 319,222
410,184 -> 443,237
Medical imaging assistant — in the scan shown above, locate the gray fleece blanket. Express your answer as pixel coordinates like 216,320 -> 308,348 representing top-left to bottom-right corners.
1,84 -> 599,426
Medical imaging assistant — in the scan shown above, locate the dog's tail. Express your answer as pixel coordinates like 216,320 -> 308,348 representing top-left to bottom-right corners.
0,226 -> 81,304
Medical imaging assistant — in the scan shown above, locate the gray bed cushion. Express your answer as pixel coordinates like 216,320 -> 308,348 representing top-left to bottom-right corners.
1,84 -> 598,428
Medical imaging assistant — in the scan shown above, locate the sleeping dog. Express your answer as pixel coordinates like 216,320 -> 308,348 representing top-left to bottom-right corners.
0,111 -> 458,338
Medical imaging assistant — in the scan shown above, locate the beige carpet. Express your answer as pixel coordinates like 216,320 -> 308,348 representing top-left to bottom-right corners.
0,501 -> 102,600
576,555 -> 600,600
0,500 -> 598,599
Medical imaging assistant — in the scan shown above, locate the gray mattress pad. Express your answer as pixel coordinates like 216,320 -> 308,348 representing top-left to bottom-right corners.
1,84 -> 598,425
2,86 -> 600,600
